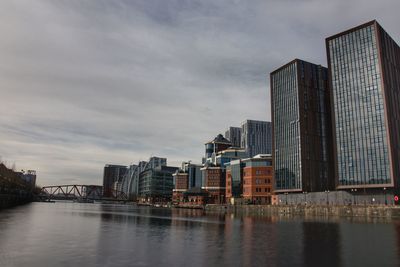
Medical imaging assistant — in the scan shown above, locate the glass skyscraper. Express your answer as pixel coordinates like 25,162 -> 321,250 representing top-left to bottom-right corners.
271,59 -> 333,192
326,20 -> 400,191
240,120 -> 272,158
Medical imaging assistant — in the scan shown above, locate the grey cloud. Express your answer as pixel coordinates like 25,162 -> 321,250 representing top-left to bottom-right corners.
0,0 -> 399,185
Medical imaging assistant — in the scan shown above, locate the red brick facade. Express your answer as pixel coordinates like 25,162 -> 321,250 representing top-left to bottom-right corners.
242,166 -> 274,204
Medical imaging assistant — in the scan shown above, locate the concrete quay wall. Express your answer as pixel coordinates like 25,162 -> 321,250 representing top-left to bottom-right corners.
205,204 -> 400,219
0,194 -> 32,210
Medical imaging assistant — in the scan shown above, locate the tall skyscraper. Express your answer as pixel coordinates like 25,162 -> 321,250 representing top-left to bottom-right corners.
240,120 -> 272,158
326,20 -> 400,192
225,127 -> 242,147
102,164 -> 127,197
270,59 -> 333,193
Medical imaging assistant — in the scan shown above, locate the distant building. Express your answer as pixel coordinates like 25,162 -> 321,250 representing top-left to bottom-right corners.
20,170 -> 36,187
270,59 -> 333,193
241,120 -> 272,158
204,134 -> 232,160
326,20 -> 400,193
215,148 -> 247,167
225,127 -> 242,147
102,165 -> 127,197
117,157 -> 167,200
147,157 -> 167,169
138,165 -> 179,203
242,155 -> 274,204
201,166 -> 225,204
201,135 -> 248,204
181,162 -> 202,189
172,172 -> 188,203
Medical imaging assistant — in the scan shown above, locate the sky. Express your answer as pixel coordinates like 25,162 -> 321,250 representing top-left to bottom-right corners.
0,0 -> 399,186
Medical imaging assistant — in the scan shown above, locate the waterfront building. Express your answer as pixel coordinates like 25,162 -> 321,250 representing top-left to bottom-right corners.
202,146 -> 247,204
116,157 -> 168,200
102,164 -> 127,197
240,120 -> 272,158
225,126 -> 242,148
270,59 -> 333,193
225,159 -> 245,204
200,166 -> 225,204
172,171 -> 188,203
138,165 -> 179,203
242,155 -> 274,204
126,161 -> 148,200
326,20 -> 400,193
181,162 -> 202,189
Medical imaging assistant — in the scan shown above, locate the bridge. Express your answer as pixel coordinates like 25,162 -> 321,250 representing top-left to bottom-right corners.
38,184 -> 128,202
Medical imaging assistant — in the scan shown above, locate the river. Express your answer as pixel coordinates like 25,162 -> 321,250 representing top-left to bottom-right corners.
0,202 -> 399,266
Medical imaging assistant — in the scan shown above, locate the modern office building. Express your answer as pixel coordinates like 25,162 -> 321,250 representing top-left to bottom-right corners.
326,20 -> 400,192
225,159 -> 245,203
241,120 -> 272,158
181,162 -> 202,189
117,157 -> 167,200
225,127 -> 242,148
270,59 -> 334,193
102,164 -> 128,197
138,165 -> 179,203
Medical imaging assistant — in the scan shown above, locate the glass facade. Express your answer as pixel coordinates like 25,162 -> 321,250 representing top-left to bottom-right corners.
272,62 -> 301,190
240,120 -> 272,157
229,160 -> 244,197
328,24 -> 391,186
271,59 -> 332,192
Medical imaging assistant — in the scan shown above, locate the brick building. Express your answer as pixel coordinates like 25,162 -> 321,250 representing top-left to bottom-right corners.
201,166 -> 225,204
172,172 -> 188,203
242,155 -> 274,204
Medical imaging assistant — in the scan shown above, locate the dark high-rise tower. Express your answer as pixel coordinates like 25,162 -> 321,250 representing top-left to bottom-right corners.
271,59 -> 333,193
326,20 -> 400,192
102,164 -> 127,197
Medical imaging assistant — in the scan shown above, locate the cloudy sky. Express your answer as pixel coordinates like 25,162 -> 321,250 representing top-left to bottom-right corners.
0,0 -> 399,186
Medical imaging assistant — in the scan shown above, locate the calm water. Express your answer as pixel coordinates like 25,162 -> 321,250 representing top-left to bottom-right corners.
0,203 -> 399,267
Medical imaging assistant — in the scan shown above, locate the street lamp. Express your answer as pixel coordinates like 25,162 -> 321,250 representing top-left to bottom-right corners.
384,187 -> 387,205
325,190 -> 330,205
351,188 -> 357,205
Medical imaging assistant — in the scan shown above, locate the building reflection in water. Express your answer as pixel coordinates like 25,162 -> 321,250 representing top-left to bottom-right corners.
302,222 -> 341,267
395,221 -> 400,264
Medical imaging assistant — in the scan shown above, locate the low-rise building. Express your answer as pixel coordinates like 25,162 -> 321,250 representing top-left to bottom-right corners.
242,155 -> 274,204
225,159 -> 244,204
172,171 -> 188,203
201,166 -> 225,204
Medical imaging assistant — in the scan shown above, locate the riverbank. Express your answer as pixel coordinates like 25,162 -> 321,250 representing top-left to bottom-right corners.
0,194 -> 32,210
205,204 -> 400,219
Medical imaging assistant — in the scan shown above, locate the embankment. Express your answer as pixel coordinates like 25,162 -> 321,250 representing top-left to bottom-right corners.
0,194 -> 32,210
205,204 -> 400,219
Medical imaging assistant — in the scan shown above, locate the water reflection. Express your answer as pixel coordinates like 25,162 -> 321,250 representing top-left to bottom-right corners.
303,222 -> 341,267
0,203 -> 399,267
